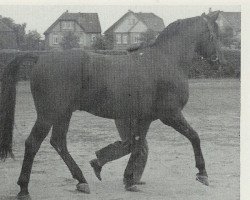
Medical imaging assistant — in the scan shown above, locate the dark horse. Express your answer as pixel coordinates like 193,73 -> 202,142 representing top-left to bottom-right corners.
0,12 -> 225,198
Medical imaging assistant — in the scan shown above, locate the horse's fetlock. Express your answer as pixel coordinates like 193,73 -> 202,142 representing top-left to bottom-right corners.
192,135 -> 200,144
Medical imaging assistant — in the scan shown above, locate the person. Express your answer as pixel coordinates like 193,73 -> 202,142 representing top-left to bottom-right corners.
90,118 -> 151,191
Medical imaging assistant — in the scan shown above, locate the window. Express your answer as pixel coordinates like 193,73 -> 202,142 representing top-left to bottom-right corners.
91,34 -> 97,43
133,34 -> 140,43
62,21 -> 73,29
79,36 -> 84,44
52,35 -> 59,44
122,34 -> 128,44
116,34 -> 121,44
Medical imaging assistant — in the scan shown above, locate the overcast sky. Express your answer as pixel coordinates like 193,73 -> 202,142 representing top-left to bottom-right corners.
0,5 -> 240,38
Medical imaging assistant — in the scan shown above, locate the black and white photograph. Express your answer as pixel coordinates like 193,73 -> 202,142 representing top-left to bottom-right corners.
0,1 -> 243,199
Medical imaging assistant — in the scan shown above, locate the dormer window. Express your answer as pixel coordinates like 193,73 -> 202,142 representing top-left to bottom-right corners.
62,21 -> 73,29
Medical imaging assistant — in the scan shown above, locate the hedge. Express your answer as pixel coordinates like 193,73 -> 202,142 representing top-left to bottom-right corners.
188,49 -> 240,78
0,49 -> 240,81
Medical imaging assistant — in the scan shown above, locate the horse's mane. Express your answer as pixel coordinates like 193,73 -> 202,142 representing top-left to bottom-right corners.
154,16 -> 201,44
128,16 -> 201,52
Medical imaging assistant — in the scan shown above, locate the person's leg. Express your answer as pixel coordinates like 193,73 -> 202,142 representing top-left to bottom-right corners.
90,118 -> 151,189
115,119 -> 150,187
90,136 -> 131,181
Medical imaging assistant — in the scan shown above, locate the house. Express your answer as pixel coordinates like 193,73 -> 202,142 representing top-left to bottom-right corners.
44,11 -> 101,50
0,19 -> 17,49
214,10 -> 241,49
104,10 -> 165,50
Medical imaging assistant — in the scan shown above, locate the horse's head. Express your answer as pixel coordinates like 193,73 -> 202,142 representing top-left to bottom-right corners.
195,11 -> 226,65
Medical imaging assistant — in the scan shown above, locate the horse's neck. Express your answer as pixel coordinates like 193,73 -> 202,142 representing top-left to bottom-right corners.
154,34 -> 197,64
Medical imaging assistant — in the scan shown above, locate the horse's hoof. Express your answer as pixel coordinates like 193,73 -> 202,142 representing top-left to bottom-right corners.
196,174 -> 209,186
76,183 -> 90,194
16,193 -> 31,200
90,159 -> 102,181
125,185 -> 140,192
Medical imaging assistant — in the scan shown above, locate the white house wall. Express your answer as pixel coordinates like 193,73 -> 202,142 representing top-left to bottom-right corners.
114,13 -> 139,33
217,14 -> 235,34
129,21 -> 147,33
47,21 -> 91,48
52,23 -> 61,32
48,32 -> 63,48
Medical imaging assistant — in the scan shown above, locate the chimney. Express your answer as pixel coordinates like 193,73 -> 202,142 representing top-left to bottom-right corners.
66,10 -> 68,13
209,8 -> 212,13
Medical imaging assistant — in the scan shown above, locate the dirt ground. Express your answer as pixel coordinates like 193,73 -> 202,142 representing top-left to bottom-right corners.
0,79 -> 240,200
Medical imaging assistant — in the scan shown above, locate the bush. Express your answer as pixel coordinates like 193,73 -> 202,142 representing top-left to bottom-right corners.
60,32 -> 80,50
92,36 -> 107,50
140,29 -> 158,44
188,49 -> 240,78
94,50 -> 127,55
104,33 -> 115,50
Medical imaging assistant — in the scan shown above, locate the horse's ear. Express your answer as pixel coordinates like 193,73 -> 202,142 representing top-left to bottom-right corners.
207,11 -> 220,22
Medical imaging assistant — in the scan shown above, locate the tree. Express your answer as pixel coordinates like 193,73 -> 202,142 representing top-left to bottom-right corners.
139,29 -> 158,44
0,15 -> 26,49
104,33 -> 114,50
24,30 -> 41,50
92,36 -> 107,50
60,32 -> 80,50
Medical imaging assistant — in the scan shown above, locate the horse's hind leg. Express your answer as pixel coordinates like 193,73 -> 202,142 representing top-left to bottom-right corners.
50,113 -> 90,194
17,119 -> 52,199
160,111 -> 209,186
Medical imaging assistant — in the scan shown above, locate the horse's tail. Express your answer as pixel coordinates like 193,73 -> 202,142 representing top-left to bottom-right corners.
0,53 -> 39,160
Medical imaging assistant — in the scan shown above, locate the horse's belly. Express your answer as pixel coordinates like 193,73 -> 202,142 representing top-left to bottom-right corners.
80,92 -> 155,119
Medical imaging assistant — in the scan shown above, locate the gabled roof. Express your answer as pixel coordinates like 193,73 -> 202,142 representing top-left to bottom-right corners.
134,12 -> 165,32
220,11 -> 241,31
0,20 -> 13,32
104,10 -> 165,34
44,11 -> 101,35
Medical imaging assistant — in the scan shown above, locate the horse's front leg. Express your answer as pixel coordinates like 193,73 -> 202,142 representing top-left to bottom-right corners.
160,111 -> 209,186
50,113 -> 90,194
